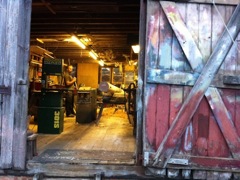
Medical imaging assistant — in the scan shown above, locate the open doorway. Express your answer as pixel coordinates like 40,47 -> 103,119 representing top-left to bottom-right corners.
28,0 -> 140,166
28,50 -> 138,165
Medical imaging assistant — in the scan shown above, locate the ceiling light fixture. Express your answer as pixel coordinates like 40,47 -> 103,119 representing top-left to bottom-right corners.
44,52 -> 54,59
71,35 -> 86,49
89,50 -> 98,60
131,44 -> 140,54
36,38 -> 44,44
98,60 -> 104,66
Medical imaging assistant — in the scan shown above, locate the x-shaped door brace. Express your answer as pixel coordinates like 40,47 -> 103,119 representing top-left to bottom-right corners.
152,1 -> 240,167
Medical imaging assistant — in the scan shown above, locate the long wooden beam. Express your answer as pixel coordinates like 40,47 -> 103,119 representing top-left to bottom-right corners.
160,0 -> 240,5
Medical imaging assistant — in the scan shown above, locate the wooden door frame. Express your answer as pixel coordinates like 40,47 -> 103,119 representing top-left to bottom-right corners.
0,0 -> 32,170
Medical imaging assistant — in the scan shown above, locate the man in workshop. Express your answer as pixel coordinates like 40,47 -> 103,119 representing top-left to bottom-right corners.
64,65 -> 76,117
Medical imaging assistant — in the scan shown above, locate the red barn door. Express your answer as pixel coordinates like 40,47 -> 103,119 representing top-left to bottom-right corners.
142,1 -> 240,178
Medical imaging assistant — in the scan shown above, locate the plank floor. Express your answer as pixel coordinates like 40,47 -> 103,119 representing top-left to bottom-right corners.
28,106 -> 136,164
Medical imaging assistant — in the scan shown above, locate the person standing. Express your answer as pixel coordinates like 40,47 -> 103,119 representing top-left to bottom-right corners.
64,65 -> 76,117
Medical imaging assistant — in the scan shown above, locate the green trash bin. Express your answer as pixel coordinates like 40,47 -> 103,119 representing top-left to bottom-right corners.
38,107 -> 64,134
39,91 -> 63,107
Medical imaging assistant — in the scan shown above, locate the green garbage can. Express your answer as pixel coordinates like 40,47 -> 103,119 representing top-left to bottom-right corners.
38,107 -> 64,134
37,91 -> 64,134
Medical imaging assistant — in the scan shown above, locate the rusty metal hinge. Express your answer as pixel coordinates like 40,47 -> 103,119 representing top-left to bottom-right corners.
168,158 -> 189,165
0,85 -> 11,95
223,75 -> 240,85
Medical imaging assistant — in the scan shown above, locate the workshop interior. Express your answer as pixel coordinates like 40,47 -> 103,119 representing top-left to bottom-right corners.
27,0 -> 139,159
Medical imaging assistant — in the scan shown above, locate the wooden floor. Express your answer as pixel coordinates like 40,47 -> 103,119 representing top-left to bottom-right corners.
28,106 -> 136,164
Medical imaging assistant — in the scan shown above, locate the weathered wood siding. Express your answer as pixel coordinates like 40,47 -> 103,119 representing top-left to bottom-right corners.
0,0 -> 32,169
143,0 -> 240,178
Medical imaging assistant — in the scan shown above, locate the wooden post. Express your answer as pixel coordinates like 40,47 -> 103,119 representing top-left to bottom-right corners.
0,0 -> 32,169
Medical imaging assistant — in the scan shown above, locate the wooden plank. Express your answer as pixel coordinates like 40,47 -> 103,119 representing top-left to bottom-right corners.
208,112 -> 230,157
12,0 -> 32,170
158,2 -> 172,70
155,85 -> 170,148
0,1 -> 6,84
201,3 -> 227,167
180,3 -> 193,163
215,5 -> 227,85
144,1 -> 159,152
145,1 -> 168,151
223,6 -> 236,74
145,84 -> 158,150
147,68 -> 198,85
209,4 -> 239,159
180,87 -> 193,154
174,0 -> 240,5
198,4 -> 212,62
155,2 -> 171,162
235,32 -> 240,137
192,4 -> 211,177
160,1 -> 204,73
136,0 -> 146,165
169,87 -> 183,130
26,163 -> 145,178
236,91 -> 240,136
157,155 -> 240,171
0,0 -> 15,169
189,156 -> 240,170
0,0 -> 32,169
148,70 -> 240,89
153,3 -> 240,167
146,0 -> 160,69
206,88 -> 240,158
144,1 -> 160,149
192,97 -> 209,156
169,2 -> 186,158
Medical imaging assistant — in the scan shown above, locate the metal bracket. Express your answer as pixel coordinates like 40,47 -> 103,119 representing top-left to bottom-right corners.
143,151 -> 150,166
168,158 -> 189,165
0,85 -> 11,95
223,75 -> 240,85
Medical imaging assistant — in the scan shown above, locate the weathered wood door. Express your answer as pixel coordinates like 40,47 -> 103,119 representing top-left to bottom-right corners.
0,1 -> 32,170
142,0 -> 240,178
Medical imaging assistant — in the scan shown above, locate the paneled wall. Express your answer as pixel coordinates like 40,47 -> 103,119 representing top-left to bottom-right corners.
77,63 -> 99,88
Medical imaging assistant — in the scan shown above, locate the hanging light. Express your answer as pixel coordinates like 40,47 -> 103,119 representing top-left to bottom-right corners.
131,44 -> 140,53
89,50 -> 98,60
71,35 -> 86,49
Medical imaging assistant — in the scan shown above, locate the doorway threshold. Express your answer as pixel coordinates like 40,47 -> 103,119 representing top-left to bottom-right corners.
29,149 -> 135,165
26,150 -> 145,179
